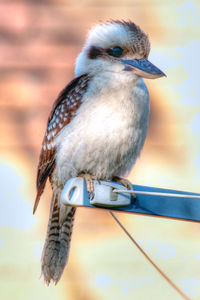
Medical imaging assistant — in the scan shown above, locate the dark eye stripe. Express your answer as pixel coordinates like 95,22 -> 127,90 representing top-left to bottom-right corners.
88,46 -> 103,59
107,46 -> 123,57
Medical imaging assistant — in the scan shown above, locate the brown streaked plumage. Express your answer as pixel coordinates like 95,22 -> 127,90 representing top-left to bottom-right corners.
34,75 -> 89,285
34,75 -> 89,214
110,20 -> 150,57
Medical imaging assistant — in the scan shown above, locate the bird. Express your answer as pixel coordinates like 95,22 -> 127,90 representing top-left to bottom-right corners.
33,20 -> 165,285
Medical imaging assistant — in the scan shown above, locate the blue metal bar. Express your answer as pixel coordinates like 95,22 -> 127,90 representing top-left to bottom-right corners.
81,184 -> 200,222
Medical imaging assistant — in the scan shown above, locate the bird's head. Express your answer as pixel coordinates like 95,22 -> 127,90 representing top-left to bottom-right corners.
75,20 -> 165,80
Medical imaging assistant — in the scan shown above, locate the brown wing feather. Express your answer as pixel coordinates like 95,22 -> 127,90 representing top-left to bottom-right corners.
33,74 -> 90,214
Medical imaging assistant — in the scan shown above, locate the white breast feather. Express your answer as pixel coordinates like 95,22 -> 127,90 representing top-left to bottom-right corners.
54,72 -> 149,185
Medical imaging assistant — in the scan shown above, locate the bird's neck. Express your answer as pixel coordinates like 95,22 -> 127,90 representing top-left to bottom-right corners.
88,71 -> 139,97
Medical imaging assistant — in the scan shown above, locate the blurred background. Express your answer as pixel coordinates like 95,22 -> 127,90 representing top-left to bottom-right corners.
0,0 -> 200,299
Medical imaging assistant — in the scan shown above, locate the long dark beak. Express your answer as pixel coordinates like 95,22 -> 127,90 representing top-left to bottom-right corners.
118,58 -> 166,79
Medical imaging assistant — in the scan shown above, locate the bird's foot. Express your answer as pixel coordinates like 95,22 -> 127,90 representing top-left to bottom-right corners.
78,173 -> 98,200
112,176 -> 136,202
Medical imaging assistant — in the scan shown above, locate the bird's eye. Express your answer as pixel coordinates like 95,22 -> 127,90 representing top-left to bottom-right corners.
107,46 -> 123,57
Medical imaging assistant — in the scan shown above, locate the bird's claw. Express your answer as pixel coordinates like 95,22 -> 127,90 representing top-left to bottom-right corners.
78,173 -> 97,200
89,191 -> 95,200
112,176 -> 136,202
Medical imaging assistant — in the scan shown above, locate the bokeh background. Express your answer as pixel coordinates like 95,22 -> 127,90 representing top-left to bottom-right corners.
0,0 -> 200,299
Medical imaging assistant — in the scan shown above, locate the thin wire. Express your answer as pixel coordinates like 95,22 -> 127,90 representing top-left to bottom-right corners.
113,189 -> 200,199
109,211 -> 192,300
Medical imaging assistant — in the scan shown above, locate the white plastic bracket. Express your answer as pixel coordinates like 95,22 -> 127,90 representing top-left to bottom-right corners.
60,177 -> 200,222
60,177 -> 131,208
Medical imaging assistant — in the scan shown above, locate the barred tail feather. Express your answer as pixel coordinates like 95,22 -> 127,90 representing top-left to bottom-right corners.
41,191 -> 76,285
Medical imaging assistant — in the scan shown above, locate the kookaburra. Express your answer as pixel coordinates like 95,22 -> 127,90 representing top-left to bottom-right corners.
33,20 -> 165,285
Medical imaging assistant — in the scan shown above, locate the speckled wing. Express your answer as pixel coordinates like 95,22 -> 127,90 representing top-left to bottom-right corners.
33,74 -> 90,214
